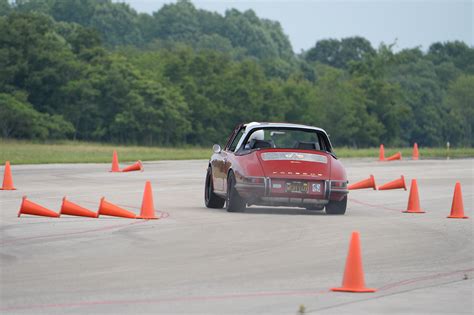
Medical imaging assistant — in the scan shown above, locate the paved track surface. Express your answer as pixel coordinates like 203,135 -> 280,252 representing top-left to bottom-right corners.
0,158 -> 472,314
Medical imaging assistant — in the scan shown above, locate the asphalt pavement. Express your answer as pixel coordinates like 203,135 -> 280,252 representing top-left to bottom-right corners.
0,158 -> 472,314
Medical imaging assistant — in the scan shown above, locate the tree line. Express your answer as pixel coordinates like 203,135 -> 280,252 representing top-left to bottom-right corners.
0,0 -> 473,147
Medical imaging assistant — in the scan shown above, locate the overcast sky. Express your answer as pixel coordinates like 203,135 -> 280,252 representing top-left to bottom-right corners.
121,0 -> 473,52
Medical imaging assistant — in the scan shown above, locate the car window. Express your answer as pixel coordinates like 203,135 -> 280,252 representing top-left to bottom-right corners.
243,128 -> 326,151
318,132 -> 332,152
228,128 -> 245,152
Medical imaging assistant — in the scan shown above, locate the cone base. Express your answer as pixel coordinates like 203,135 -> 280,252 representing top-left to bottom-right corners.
378,185 -> 406,191
331,287 -> 376,293
18,209 -> 60,218
0,187 -> 17,190
19,213 -> 60,218
60,211 -> 98,218
447,215 -> 469,219
378,187 -> 407,191
98,211 -> 136,219
402,210 -> 425,213
137,216 -> 158,220
98,213 -> 136,219
348,186 -> 376,190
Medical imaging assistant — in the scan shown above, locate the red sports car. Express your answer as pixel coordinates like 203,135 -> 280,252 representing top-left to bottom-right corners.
205,122 -> 349,214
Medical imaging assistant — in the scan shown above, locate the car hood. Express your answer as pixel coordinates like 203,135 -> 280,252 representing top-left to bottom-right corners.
256,150 -> 331,180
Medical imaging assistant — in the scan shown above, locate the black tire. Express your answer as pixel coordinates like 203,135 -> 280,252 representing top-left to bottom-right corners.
205,167 -> 225,208
325,196 -> 347,215
226,171 -> 246,212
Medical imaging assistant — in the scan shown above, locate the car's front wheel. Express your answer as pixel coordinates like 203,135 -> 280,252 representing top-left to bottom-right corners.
205,167 -> 225,208
226,171 -> 246,212
325,196 -> 347,215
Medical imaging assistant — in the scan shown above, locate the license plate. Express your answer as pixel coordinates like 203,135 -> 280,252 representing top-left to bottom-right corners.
286,181 -> 308,193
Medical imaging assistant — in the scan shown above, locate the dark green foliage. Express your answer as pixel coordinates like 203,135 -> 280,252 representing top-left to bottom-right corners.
0,0 -> 11,16
222,8 -> 293,60
0,92 -> 73,139
11,0 -> 293,60
0,12 -> 78,114
305,37 -> 375,69
1,1 -> 472,147
428,41 -> 474,73
15,0 -> 143,47
444,75 -> 474,146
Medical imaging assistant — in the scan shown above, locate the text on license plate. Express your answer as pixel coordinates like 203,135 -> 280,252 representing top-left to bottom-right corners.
286,182 -> 308,193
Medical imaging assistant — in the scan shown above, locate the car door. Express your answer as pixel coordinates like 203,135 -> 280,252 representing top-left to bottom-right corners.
212,124 -> 244,193
211,151 -> 226,192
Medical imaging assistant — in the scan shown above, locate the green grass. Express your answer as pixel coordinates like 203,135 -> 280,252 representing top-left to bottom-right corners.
335,146 -> 474,159
0,139 -> 212,164
0,139 -> 472,164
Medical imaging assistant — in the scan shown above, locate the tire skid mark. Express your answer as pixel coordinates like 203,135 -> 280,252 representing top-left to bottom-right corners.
0,289 -> 329,312
309,270 -> 474,313
0,220 -> 148,246
1,210 -> 170,245
377,268 -> 474,291
1,269 -> 472,312
159,211 -> 170,219
350,198 -> 401,212
1,219 -> 96,228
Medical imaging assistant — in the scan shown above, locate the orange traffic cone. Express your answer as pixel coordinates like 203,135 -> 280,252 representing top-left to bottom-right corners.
412,143 -> 419,160
110,150 -> 120,172
386,152 -> 402,161
1,161 -> 16,190
60,197 -> 98,218
403,179 -> 425,213
379,144 -> 385,161
122,160 -> 143,172
447,182 -> 468,219
98,197 -> 137,218
378,175 -> 407,191
18,196 -> 59,218
331,231 -> 376,293
137,181 -> 158,219
348,175 -> 376,190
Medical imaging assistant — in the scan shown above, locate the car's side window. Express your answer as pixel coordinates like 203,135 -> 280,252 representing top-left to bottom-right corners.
318,133 -> 331,152
224,125 -> 242,151
228,128 -> 245,152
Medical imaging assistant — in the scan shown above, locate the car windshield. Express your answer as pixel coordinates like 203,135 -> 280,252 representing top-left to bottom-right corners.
242,127 -> 330,151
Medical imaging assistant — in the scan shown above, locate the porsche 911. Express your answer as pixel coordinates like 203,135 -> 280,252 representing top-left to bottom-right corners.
205,122 -> 349,214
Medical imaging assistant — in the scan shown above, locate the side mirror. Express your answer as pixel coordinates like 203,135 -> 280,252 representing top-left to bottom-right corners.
212,144 -> 222,154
